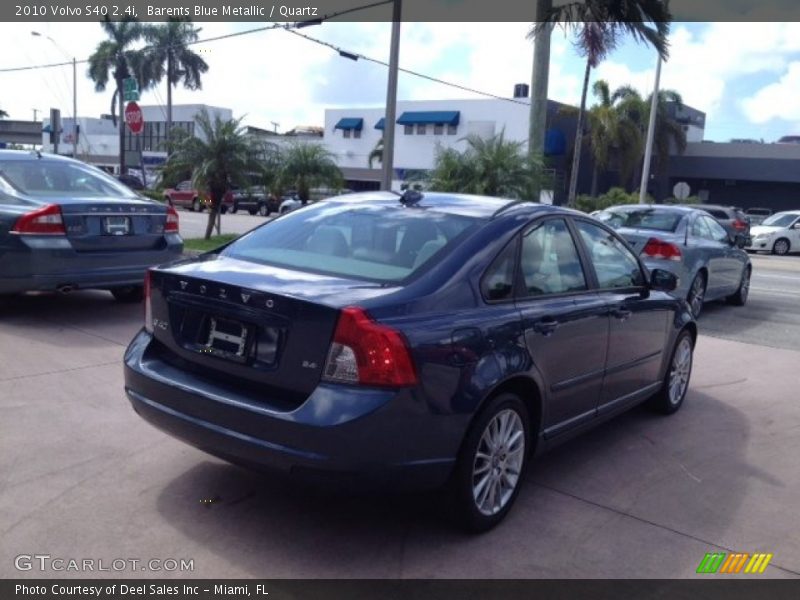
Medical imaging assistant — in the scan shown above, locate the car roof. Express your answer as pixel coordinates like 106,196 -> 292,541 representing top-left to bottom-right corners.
605,203 -> 698,215
323,191 -> 568,220
0,149 -> 75,162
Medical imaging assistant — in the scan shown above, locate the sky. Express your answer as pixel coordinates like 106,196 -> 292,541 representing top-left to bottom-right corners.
2,21 -> 800,143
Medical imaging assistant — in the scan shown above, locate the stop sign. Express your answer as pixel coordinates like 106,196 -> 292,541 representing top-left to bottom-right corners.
124,101 -> 144,135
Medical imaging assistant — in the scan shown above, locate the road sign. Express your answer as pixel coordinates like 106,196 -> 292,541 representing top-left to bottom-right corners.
673,181 -> 691,200
123,77 -> 138,93
123,90 -> 140,102
124,101 -> 144,135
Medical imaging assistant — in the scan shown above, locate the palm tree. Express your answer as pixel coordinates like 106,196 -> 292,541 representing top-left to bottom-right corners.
527,0 -> 672,195
164,109 -> 264,239
0,108 -> 8,118
143,19 -> 209,146
368,138 -> 383,168
613,86 -> 687,189
584,80 -> 644,195
278,144 -> 342,203
565,22 -> 620,205
428,132 -> 544,199
87,17 -> 149,174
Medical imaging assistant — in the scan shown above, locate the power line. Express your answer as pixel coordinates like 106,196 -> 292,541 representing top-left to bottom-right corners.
284,28 -> 531,106
0,1 -> 394,73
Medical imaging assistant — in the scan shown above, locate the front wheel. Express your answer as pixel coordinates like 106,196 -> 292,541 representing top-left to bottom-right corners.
687,272 -> 706,318
110,286 -> 144,303
648,330 -> 694,415
258,203 -> 269,217
450,393 -> 529,532
773,238 -> 791,256
191,198 -> 201,212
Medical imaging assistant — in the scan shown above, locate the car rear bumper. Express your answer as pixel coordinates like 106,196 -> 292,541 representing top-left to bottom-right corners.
123,330 -> 458,490
0,234 -> 183,294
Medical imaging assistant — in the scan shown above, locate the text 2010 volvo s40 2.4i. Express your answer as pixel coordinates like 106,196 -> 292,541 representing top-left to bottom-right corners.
0,151 -> 182,301
124,191 -> 696,531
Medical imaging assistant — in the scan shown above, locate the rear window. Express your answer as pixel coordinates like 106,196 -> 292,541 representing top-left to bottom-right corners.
222,202 -> 480,283
596,208 -> 683,233
0,159 -> 138,199
703,209 -> 729,220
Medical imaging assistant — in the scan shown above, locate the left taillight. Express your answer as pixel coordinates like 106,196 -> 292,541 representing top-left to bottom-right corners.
165,206 -> 179,233
733,219 -> 748,231
144,271 -> 153,333
11,204 -> 66,235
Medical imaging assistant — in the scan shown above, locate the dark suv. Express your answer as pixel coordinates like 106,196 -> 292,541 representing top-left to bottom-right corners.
694,204 -> 749,238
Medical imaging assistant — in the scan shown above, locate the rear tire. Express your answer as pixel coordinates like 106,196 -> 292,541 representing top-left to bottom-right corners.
648,330 -> 694,415
773,238 -> 791,256
450,393 -> 530,533
192,198 -> 201,212
258,203 -> 269,217
687,272 -> 706,318
248,208 -> 257,215
110,286 -> 144,303
727,266 -> 751,306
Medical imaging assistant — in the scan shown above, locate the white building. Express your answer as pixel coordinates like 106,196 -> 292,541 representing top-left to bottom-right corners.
42,104 -> 234,174
324,97 -> 534,191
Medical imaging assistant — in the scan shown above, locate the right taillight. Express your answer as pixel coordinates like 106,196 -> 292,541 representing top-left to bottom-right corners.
322,307 -> 418,388
165,206 -> 179,233
733,219 -> 748,231
641,238 -> 683,261
144,271 -> 153,333
11,204 -> 66,235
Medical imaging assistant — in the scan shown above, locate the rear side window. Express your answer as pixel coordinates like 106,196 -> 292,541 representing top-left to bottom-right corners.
600,208 -> 683,232
520,219 -> 587,296
704,209 -> 729,220
223,202 -> 479,283
481,239 -> 517,302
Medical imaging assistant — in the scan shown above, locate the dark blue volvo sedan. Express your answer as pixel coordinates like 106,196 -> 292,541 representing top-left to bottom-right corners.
0,150 -> 182,301
124,191 -> 696,531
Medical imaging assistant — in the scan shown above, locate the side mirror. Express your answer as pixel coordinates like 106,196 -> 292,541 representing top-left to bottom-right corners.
792,222 -> 800,230
650,268 -> 678,293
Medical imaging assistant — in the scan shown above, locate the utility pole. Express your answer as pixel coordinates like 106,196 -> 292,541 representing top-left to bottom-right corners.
529,0 -> 552,161
72,57 -> 77,159
32,109 -> 40,122
639,56 -> 662,204
381,0 -> 402,191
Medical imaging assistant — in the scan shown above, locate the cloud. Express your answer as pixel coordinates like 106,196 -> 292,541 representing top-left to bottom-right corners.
741,62 -> 800,124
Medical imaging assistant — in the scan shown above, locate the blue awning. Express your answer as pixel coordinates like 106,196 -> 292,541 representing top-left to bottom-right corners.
544,128 -> 567,156
334,117 -> 364,131
396,111 -> 460,126
375,118 -> 385,130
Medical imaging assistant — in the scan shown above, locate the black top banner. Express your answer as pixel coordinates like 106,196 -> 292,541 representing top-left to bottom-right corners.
4,580 -> 800,600
2,0 -> 800,23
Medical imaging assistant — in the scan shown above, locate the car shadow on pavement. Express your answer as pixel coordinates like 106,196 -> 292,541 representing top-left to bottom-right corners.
1,291 -> 142,348
152,389 -> 771,578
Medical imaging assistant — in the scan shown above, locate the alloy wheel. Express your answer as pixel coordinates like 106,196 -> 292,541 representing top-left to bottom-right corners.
688,275 -> 705,317
773,239 -> 790,256
668,336 -> 693,406
472,409 -> 525,516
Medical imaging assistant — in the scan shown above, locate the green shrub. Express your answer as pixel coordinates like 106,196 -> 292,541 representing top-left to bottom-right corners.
140,190 -> 166,202
575,187 -> 648,213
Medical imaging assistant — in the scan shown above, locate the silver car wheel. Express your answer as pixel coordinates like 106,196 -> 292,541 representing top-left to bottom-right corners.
472,409 -> 525,516
773,239 -> 790,256
688,274 -> 705,317
668,336 -> 693,406
739,269 -> 751,304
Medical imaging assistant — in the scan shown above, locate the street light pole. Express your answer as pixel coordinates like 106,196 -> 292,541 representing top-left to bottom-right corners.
639,55 -> 662,204
31,31 -> 78,159
381,0 -> 402,191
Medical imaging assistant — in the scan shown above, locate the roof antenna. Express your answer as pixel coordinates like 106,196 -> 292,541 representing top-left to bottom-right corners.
399,188 -> 423,206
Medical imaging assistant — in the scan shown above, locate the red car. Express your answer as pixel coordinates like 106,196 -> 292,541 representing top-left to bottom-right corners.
164,180 -> 234,213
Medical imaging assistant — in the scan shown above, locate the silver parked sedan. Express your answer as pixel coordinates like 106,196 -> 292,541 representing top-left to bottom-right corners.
594,205 -> 751,317
745,211 -> 800,255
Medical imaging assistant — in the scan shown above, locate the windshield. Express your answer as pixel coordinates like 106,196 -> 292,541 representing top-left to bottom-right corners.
0,159 -> 139,199
222,201 -> 480,283
595,208 -> 684,232
761,213 -> 798,228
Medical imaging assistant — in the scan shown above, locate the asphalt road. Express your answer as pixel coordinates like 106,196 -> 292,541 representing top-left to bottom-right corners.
699,254 -> 800,351
1,255 -> 799,579
176,208 -> 272,239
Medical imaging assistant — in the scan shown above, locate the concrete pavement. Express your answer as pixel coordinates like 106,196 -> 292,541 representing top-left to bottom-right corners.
1,284 -> 799,579
176,209 -> 271,239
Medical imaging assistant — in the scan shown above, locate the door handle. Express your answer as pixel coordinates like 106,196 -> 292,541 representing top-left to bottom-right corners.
533,317 -> 560,336
610,307 -> 632,321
